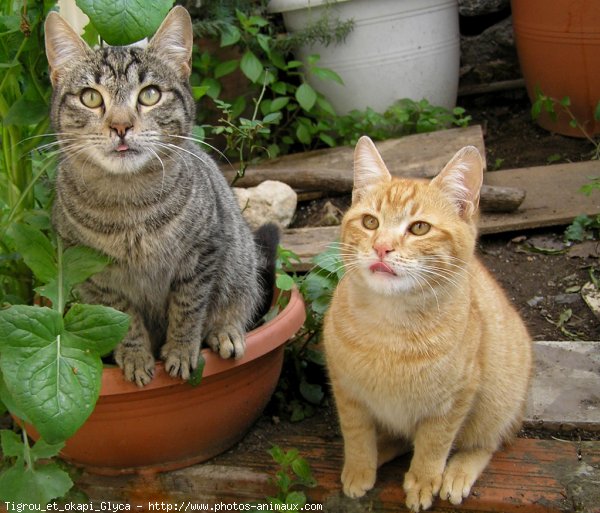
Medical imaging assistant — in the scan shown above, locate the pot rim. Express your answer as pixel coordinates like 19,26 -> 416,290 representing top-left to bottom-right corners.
99,287 -> 305,396
268,0 -> 351,14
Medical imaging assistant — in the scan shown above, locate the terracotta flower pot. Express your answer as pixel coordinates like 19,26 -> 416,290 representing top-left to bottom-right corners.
25,288 -> 305,475
512,0 -> 600,137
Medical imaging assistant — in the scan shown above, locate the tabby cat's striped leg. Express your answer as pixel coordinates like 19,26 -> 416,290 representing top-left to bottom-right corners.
82,280 -> 155,386
161,278 -> 207,380
113,313 -> 155,387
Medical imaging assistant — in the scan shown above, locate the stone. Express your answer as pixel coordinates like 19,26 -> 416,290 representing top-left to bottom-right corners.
525,341 -> 600,431
233,180 -> 297,230
460,17 -> 520,84
459,0 -> 509,17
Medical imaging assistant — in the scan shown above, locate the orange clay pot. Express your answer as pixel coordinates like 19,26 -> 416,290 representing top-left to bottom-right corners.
511,0 -> 600,137
24,288 -> 305,475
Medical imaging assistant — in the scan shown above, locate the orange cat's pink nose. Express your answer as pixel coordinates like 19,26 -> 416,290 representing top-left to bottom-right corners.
374,243 -> 393,259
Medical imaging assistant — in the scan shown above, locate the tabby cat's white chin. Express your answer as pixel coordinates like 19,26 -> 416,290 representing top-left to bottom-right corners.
97,148 -> 154,175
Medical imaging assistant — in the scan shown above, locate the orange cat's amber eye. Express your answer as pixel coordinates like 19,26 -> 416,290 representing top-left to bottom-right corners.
362,214 -> 379,230
409,221 -> 431,236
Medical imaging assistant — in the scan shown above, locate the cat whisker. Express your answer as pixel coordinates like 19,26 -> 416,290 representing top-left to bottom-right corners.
168,134 -> 233,167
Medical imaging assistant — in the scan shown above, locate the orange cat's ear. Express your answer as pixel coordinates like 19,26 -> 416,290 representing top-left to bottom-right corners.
148,6 -> 193,78
352,136 -> 392,203
432,146 -> 483,219
45,12 -> 91,86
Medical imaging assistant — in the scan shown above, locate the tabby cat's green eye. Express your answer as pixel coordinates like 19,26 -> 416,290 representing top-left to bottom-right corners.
138,86 -> 161,106
362,214 -> 379,230
80,88 -> 103,109
409,221 -> 431,236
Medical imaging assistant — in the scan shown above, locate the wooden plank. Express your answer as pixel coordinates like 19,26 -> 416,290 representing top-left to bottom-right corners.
222,125 -> 487,186
281,160 -> 600,269
76,433 -> 582,512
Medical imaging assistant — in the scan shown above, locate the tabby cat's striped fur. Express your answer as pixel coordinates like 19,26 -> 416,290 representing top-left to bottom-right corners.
44,7 -> 277,386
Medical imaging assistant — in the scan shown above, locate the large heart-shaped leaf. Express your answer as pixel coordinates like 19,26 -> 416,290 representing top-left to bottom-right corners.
0,304 -> 129,443
76,0 -> 175,45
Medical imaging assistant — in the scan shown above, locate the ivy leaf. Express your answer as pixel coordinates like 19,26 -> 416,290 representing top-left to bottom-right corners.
296,83 -> 317,112
75,0 -> 175,45
240,50 -> 263,83
0,461 -> 73,507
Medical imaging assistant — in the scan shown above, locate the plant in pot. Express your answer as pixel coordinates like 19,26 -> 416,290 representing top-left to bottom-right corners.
0,0 -> 306,506
511,0 -> 600,138
267,0 -> 461,114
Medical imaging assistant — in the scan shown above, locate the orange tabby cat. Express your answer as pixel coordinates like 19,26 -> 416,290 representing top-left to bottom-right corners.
323,136 -> 532,511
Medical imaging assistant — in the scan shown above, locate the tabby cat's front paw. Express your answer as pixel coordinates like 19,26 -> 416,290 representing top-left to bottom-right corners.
161,340 -> 200,380
206,325 -> 246,359
114,344 -> 155,387
403,470 -> 442,512
341,464 -> 376,498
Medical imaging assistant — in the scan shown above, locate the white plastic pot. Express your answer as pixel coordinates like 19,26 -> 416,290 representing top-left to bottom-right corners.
269,0 -> 460,114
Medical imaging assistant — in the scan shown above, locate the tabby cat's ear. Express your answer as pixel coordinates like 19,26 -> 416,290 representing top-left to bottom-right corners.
431,146 -> 483,219
352,136 -> 392,203
148,6 -> 193,78
45,12 -> 90,86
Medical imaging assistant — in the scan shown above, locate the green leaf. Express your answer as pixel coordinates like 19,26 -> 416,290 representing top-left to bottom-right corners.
296,124 -> 312,145
240,51 -> 263,83
295,83 -> 317,112
62,246 -> 111,287
30,438 -> 65,461
75,0 -> 175,45
188,353 -> 206,387
270,97 -> 290,112
263,112 -> 282,124
192,86 -> 210,100
299,380 -> 324,405
0,430 -> 23,458
559,96 -> 571,107
0,304 -> 128,443
0,461 -> 73,506
291,456 -> 314,483
63,304 -> 129,356
276,273 -> 295,291
6,224 -> 56,284
220,24 -> 241,47
285,491 -> 307,508
595,101 -> 600,121
311,66 -> 344,85
214,59 -> 239,79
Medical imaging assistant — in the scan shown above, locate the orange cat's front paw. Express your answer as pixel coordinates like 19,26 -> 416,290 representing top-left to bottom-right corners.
403,470 -> 442,512
341,465 -> 376,498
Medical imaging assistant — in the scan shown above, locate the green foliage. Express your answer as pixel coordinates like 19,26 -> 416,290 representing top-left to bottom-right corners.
0,222 -> 129,503
0,430 -> 73,510
564,214 -> 600,242
266,445 -> 317,509
190,3 -> 469,171
75,0 -> 175,45
272,245 -> 343,421
531,87 -> 600,160
0,0 -> 57,304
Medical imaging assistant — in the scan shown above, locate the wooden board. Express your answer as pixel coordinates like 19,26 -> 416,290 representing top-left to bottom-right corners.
76,430 -> 587,512
282,160 -> 600,269
221,125 -> 487,186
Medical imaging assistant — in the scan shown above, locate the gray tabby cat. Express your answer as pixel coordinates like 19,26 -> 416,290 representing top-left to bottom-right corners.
44,6 -> 278,386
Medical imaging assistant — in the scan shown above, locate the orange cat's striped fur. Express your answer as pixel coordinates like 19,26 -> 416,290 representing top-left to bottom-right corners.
323,137 -> 532,512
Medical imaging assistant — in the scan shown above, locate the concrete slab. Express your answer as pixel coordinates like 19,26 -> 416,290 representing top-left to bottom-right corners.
526,341 -> 600,432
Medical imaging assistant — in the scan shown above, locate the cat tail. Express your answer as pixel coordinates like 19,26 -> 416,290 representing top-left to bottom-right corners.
253,222 -> 280,323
